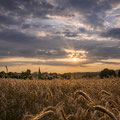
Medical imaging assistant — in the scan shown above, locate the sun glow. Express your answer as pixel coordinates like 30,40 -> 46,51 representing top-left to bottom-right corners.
73,57 -> 77,62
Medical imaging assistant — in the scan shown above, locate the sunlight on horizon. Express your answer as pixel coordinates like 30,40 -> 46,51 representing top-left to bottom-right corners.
73,57 -> 77,62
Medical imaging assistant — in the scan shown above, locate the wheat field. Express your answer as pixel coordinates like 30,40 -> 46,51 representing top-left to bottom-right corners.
0,78 -> 120,120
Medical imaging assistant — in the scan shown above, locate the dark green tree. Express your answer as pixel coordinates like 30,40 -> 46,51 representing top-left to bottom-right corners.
100,68 -> 116,79
0,71 -> 6,78
20,69 -> 32,80
7,72 -> 19,79
109,70 -> 116,77
118,70 -> 120,77
26,69 -> 32,79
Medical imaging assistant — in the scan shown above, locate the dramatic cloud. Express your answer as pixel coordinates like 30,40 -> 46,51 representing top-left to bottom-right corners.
101,28 -> 120,39
0,0 -> 120,72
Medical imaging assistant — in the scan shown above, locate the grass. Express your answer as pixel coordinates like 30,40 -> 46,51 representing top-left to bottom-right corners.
0,78 -> 120,120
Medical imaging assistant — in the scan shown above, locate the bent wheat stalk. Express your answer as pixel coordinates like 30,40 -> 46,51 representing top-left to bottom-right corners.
83,108 -> 93,120
109,100 -> 120,111
74,90 -> 92,102
67,114 -> 74,120
99,90 -> 111,96
23,114 -> 34,120
47,88 -> 53,98
93,105 -> 117,120
33,110 -> 55,120
98,116 -> 106,120
60,109 -> 68,120
42,106 -> 56,113
55,101 -> 64,108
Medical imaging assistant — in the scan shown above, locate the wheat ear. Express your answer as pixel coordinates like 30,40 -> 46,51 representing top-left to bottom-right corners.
67,114 -> 74,120
74,90 -> 92,102
60,109 -> 68,120
23,114 -> 34,120
55,101 -> 64,108
33,110 -> 55,120
93,105 -> 117,120
100,90 -> 111,96
42,106 -> 56,113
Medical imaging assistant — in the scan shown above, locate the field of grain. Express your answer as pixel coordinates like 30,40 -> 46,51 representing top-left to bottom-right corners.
0,78 -> 120,120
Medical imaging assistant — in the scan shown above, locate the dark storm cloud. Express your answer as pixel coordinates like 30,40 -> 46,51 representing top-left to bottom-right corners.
56,0 -> 111,27
86,45 -> 120,64
0,0 -> 118,26
79,28 -> 87,33
0,0 -> 54,16
0,15 -> 20,26
63,31 -> 78,37
0,0 -> 120,67
0,37 -> 120,66
0,28 -> 35,43
70,0 -> 120,26
21,24 -> 31,29
101,28 -> 120,39
0,0 -> 119,30
36,49 -> 67,58
69,0 -> 111,12
0,30 -> 68,59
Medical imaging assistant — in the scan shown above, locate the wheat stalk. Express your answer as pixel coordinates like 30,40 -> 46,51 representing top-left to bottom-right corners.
74,90 -> 92,102
60,109 -> 68,120
92,105 -> 117,120
98,116 -> 106,120
109,100 -> 120,111
47,88 -> 53,98
23,114 -> 34,120
67,114 -> 74,120
42,106 -> 56,113
74,107 -> 83,119
33,110 -> 55,120
55,101 -> 65,108
83,108 -> 92,120
99,90 -> 111,96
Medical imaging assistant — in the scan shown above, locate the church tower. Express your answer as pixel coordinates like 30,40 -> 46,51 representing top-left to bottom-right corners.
38,67 -> 41,79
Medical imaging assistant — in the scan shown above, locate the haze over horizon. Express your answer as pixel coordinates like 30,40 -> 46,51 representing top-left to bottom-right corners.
0,0 -> 120,73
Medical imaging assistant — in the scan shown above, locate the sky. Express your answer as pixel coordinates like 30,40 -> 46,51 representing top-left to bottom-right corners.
0,0 -> 120,73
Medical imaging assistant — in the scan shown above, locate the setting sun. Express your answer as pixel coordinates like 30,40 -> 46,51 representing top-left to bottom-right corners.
73,58 -> 77,62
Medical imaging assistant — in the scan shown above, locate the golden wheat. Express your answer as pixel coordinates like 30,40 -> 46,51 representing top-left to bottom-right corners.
74,90 -> 92,102
60,108 -> 68,120
33,110 -> 55,120
92,105 -> 117,120
0,78 -> 120,120
42,106 -> 56,113
99,90 -> 111,96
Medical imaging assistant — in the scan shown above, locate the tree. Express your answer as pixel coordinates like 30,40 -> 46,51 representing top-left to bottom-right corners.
20,69 -> 32,80
7,72 -> 14,78
7,72 -> 19,79
26,69 -> 32,79
100,68 -> 116,79
0,71 -> 6,78
118,70 -> 120,77
109,70 -> 116,77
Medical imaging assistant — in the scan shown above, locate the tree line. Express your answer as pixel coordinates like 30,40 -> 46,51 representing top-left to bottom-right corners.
0,69 -> 32,79
0,68 -> 120,80
100,68 -> 120,78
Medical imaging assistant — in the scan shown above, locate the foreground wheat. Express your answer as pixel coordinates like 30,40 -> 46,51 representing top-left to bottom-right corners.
74,90 -> 92,102
92,105 -> 117,120
33,110 -> 55,120
0,78 -> 120,120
